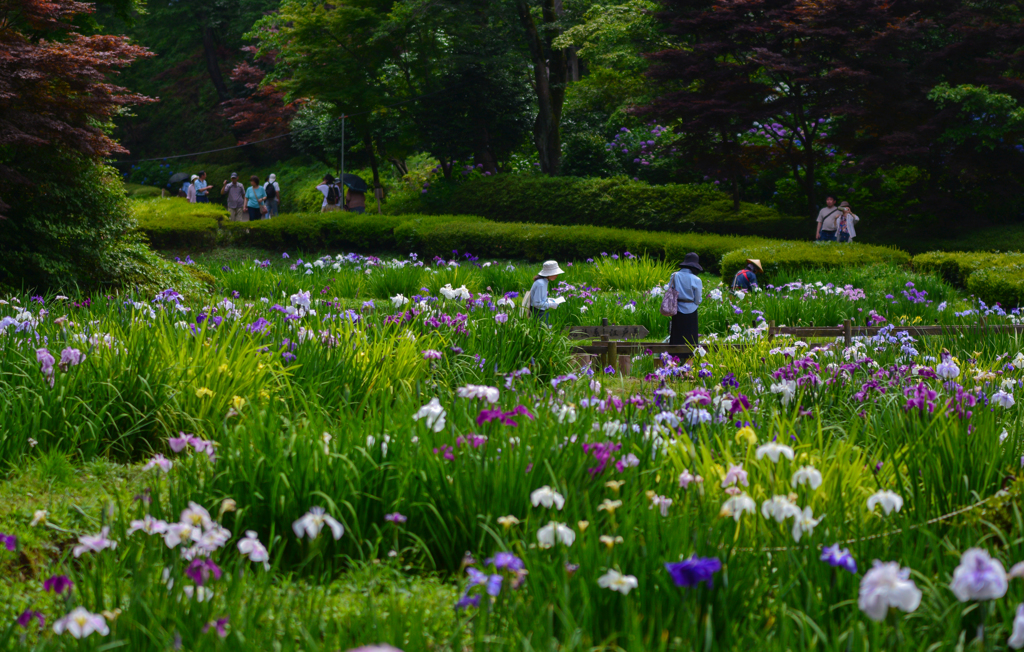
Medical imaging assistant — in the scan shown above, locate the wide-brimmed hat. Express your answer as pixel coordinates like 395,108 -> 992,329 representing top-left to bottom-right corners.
190,174 -> 199,181
839,201 -> 851,208
746,258 -> 763,273
538,260 -> 565,277
679,252 -> 703,273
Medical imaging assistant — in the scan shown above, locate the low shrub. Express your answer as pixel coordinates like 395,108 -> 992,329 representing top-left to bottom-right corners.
387,174 -> 805,237
910,251 -> 1023,287
912,251 -> 1024,307
134,198 -> 227,249
965,265 -> 1024,308
720,242 -> 912,281
409,220 -> 766,274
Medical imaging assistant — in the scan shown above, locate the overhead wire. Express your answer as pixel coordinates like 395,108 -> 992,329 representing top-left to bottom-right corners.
110,82 -> 466,165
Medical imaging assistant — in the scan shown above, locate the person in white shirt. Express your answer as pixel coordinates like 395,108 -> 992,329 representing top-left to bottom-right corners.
315,174 -> 342,212
264,173 -> 281,217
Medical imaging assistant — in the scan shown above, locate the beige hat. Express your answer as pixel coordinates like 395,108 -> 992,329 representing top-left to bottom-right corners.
746,259 -> 763,273
538,260 -> 565,277
190,174 -> 199,181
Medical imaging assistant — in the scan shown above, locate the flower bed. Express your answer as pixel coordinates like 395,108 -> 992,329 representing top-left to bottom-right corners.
1,251 -> 1022,650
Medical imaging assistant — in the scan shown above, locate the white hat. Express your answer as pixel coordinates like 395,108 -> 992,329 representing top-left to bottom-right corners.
268,173 -> 276,182
538,260 -> 565,277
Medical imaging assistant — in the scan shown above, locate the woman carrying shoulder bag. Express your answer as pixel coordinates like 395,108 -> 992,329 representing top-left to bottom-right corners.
245,175 -> 267,221
667,253 -> 703,346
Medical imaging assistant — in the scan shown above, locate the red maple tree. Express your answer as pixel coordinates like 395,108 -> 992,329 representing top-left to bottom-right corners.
219,45 -> 300,146
0,0 -> 155,214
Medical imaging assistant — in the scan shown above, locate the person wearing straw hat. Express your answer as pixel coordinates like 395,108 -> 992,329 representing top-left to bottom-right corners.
669,253 -> 703,346
732,259 -> 762,291
528,260 -> 566,321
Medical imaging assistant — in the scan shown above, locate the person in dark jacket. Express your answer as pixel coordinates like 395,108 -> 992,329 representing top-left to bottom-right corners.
732,259 -> 763,291
668,252 -> 704,346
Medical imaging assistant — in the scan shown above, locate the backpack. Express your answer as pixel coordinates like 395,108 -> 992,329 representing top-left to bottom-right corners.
326,184 -> 341,206
265,182 -> 277,200
659,273 -> 679,317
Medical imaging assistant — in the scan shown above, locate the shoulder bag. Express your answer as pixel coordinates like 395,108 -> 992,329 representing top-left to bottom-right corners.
660,273 -> 678,317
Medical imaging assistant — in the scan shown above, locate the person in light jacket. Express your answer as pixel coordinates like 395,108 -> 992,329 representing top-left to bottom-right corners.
529,260 -> 565,321
186,175 -> 198,203
669,252 -> 703,346
837,201 -> 860,243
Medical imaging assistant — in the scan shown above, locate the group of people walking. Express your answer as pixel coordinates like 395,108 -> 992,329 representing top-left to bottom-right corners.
182,171 -> 281,222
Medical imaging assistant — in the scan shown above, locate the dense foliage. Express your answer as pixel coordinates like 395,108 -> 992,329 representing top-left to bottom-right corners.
2,256 -> 1024,650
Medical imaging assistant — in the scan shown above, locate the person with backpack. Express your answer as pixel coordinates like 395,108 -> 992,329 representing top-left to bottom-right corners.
316,175 -> 342,212
264,173 -> 281,217
665,253 -> 703,346
731,259 -> 762,291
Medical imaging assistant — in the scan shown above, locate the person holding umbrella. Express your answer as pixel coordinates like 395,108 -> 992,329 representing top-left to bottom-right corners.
668,253 -> 703,346
341,173 -> 368,214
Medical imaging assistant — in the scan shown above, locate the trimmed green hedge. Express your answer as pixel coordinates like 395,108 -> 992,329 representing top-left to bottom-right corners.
720,242 -> 912,280
387,175 -> 806,238
912,251 -> 1024,307
134,199 -> 227,249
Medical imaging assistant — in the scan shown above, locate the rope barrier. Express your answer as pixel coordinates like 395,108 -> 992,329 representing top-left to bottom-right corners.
730,489 -> 1010,554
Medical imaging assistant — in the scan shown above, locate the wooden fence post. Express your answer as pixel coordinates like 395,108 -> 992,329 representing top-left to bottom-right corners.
768,321 -> 776,342
607,340 -> 618,372
843,319 -> 852,347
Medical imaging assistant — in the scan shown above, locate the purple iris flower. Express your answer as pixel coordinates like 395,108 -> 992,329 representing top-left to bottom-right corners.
455,594 -> 481,610
43,575 -> 74,594
16,610 -> 44,629
820,544 -> 857,574
384,512 -> 407,523
486,552 -> 525,572
202,616 -> 229,638
247,317 -> 270,334
0,533 -> 16,551
664,556 -> 722,588
185,559 -> 222,586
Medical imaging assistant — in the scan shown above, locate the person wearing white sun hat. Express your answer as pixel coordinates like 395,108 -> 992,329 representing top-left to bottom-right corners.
527,260 -> 565,321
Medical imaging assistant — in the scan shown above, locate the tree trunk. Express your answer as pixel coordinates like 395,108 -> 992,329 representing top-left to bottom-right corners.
803,158 -> 817,217
515,0 -> 568,175
202,27 -> 230,103
363,131 -> 381,191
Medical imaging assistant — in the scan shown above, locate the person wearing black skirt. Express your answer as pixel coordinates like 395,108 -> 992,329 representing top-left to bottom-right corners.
669,252 -> 704,346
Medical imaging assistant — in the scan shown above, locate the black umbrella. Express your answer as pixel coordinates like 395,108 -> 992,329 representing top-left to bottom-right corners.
341,173 -> 368,193
168,172 -> 191,185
